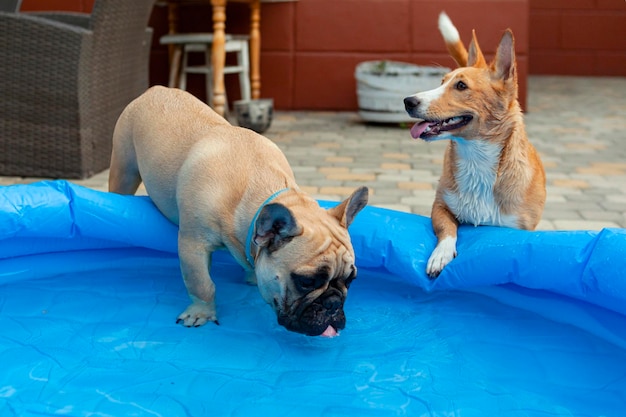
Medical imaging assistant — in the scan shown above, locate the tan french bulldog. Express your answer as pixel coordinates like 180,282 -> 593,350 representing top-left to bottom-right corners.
108,86 -> 369,337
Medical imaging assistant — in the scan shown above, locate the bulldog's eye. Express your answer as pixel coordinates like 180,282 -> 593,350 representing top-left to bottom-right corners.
291,269 -> 328,292
455,80 -> 468,91
297,277 -> 315,290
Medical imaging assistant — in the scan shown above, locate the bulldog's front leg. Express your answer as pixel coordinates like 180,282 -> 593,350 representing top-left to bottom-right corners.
176,232 -> 218,327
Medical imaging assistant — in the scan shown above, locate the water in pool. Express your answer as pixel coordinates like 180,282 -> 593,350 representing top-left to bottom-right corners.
1,249 -> 625,416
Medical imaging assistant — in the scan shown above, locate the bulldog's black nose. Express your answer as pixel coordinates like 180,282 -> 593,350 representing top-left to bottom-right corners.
322,294 -> 342,314
404,96 -> 420,111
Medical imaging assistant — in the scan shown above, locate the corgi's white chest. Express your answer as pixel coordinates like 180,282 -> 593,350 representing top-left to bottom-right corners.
443,139 -> 518,228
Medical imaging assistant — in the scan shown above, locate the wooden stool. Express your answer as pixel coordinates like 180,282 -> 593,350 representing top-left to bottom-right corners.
160,33 -> 251,113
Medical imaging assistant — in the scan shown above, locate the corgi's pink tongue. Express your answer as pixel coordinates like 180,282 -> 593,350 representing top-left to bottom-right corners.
410,121 -> 433,139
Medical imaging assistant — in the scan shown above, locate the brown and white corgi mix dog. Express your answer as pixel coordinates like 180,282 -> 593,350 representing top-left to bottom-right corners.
403,12 -> 546,278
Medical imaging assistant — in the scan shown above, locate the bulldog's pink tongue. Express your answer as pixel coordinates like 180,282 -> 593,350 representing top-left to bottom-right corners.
410,121 -> 432,139
320,325 -> 338,338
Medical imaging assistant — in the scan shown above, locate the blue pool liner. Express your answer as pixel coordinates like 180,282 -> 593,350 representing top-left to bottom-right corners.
3,180 -> 625,316
1,180 -> 626,416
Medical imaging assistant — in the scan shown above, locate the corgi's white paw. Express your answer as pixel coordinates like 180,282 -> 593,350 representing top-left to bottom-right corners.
426,236 -> 457,278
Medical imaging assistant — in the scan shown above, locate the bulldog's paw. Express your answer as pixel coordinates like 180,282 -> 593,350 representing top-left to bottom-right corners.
426,236 -> 457,279
176,302 -> 218,327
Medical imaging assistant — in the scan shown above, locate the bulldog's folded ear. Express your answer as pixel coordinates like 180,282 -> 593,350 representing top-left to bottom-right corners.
254,203 -> 302,251
328,186 -> 369,228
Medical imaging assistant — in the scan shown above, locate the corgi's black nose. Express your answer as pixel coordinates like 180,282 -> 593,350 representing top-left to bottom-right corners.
404,96 -> 420,111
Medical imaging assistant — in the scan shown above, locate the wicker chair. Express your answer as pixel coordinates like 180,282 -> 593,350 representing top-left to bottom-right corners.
0,0 -> 155,179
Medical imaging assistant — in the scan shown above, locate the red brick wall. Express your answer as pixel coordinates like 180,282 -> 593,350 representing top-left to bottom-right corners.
221,0 -> 530,110
20,0 -> 94,12
529,0 -> 626,76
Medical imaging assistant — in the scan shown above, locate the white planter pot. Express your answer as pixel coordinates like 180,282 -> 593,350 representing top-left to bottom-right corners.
355,61 -> 450,123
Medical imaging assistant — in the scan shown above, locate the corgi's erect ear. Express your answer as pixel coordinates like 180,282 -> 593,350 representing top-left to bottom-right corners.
467,30 -> 487,68
493,29 -> 516,82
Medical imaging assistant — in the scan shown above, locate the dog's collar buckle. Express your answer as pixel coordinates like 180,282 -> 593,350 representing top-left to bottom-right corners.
245,188 -> 290,268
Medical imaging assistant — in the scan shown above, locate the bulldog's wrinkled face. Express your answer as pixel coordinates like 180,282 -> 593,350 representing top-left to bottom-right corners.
283,265 -> 355,336
254,238 -> 357,336
251,186 -> 368,337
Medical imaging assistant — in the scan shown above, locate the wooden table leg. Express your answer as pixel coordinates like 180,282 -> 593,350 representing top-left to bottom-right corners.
210,0 -> 227,117
167,46 -> 182,88
167,2 -> 181,88
249,0 -> 261,99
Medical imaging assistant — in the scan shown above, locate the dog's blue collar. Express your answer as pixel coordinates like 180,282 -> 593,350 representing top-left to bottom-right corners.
245,188 -> 290,268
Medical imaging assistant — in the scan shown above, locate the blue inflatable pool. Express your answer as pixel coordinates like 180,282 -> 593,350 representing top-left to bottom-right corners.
2,180 -> 626,416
